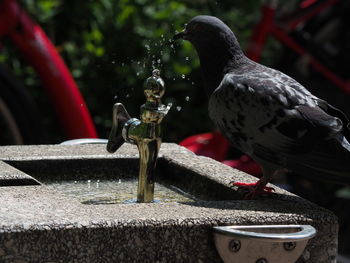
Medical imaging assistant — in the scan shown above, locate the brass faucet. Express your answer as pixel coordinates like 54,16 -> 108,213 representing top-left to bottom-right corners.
107,69 -> 171,203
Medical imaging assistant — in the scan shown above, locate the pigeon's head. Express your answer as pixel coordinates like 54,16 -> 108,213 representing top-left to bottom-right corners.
173,16 -> 245,95
173,15 -> 242,56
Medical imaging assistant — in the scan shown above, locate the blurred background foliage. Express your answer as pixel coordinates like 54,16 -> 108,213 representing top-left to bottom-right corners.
0,0 -> 278,143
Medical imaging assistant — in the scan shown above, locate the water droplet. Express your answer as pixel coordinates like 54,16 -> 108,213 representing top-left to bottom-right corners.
181,74 -> 186,79
185,57 -> 189,61
126,94 -> 130,98
97,180 -> 100,183
74,181 -> 77,184
87,180 -> 91,183
191,82 -> 195,85
176,106 -> 182,111
167,102 -> 173,110
161,34 -> 164,38
114,95 -> 118,99
121,62 -> 125,67
112,61 -> 115,64
173,77 -> 176,80
137,61 -> 141,65
185,96 -> 190,101
118,179 -> 122,184
136,72 -> 140,76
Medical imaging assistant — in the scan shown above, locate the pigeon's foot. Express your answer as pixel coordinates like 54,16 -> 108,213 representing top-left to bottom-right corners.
230,181 -> 275,200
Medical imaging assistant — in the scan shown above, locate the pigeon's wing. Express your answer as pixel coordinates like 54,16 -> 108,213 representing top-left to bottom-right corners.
209,73 -> 350,179
263,66 -> 350,137
285,134 -> 350,183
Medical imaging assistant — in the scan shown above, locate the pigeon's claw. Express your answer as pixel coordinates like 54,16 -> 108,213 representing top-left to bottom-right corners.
230,181 -> 275,200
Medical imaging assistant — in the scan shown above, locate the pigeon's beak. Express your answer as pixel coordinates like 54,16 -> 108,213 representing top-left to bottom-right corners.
173,30 -> 188,41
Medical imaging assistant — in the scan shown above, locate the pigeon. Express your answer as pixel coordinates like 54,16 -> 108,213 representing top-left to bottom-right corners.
174,15 -> 350,199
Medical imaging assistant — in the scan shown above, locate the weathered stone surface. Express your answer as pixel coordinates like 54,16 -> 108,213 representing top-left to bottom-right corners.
0,144 -> 338,262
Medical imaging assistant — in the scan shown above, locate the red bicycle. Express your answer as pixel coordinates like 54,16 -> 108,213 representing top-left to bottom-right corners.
0,0 -> 97,145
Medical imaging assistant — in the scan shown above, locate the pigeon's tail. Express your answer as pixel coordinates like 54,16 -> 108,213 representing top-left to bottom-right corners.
288,134 -> 350,184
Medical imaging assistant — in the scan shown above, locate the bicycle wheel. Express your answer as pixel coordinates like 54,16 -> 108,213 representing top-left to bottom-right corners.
0,64 -> 44,145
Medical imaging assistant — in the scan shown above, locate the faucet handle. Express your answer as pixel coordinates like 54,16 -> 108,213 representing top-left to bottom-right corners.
107,103 -> 131,153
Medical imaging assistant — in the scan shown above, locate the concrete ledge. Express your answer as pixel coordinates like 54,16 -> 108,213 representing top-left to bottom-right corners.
0,143 -> 338,262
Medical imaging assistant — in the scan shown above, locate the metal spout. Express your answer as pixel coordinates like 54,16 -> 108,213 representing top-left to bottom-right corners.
107,69 -> 170,203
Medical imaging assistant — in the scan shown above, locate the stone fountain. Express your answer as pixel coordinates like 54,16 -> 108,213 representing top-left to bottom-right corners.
0,70 -> 338,263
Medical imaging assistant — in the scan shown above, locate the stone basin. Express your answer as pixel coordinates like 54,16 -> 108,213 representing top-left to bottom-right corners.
0,143 -> 337,262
